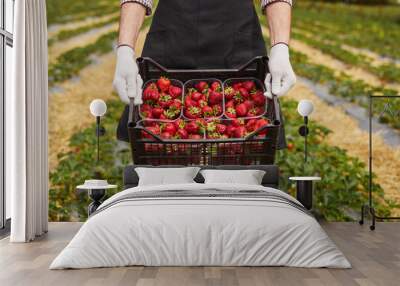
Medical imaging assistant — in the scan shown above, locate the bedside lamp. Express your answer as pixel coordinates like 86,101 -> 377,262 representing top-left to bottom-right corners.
90,99 -> 107,164
297,100 -> 314,163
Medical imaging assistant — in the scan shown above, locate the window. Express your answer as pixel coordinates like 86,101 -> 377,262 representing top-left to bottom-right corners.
1,0 -> 14,233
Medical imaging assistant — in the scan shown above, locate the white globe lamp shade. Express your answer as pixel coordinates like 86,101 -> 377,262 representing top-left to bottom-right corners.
297,100 -> 314,117
90,99 -> 107,117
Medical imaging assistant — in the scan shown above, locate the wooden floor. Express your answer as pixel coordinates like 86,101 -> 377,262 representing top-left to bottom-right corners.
0,222 -> 399,286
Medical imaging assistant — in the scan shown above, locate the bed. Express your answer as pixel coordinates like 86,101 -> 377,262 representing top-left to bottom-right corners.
50,165 -> 350,269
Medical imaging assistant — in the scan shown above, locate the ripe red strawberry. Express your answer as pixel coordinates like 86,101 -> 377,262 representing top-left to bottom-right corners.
216,123 -> 227,134
243,81 -> 256,91
177,128 -> 189,139
255,118 -> 269,135
212,104 -> 223,116
147,125 -> 160,135
144,120 -> 156,127
234,126 -> 247,138
195,81 -> 209,92
243,100 -> 254,110
164,122 -> 177,135
185,121 -> 199,134
202,106 -> 214,117
226,125 -> 236,137
191,91 -> 203,101
232,82 -> 243,90
141,103 -> 152,112
235,103 -> 248,117
174,118 -> 186,129
209,91 -> 223,105
231,118 -> 244,127
225,100 -> 235,109
198,99 -> 208,107
185,96 -> 199,108
245,119 -> 257,132
159,94 -> 173,108
185,106 -> 202,119
170,99 -> 182,110
210,81 -> 222,92
224,86 -> 235,101
226,107 -> 237,118
159,113 -> 168,120
157,77 -> 171,92
189,134 -> 202,140
233,92 -> 244,104
161,131 -> 172,139
151,107 -> 164,118
251,91 -> 266,106
168,85 -> 182,98
238,87 -> 249,99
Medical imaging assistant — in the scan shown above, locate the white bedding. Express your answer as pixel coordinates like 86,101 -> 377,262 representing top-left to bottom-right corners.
50,183 -> 351,269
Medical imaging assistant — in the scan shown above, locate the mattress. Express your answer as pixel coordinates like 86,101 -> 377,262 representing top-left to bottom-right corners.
50,183 -> 351,269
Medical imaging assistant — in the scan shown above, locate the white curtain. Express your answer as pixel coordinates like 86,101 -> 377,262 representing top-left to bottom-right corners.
8,0 -> 49,242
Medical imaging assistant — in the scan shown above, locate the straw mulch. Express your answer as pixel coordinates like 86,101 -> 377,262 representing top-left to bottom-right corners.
48,27 -> 149,170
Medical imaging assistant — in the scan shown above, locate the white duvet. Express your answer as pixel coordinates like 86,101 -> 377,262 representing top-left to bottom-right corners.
50,183 -> 351,269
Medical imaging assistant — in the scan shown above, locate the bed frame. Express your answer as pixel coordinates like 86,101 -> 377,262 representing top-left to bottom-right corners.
123,165 -> 280,190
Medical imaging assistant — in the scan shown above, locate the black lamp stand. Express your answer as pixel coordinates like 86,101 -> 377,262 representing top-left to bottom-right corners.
298,116 -> 309,164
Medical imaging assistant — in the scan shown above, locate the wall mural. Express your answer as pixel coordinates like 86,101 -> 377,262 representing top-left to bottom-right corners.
46,0 -> 400,221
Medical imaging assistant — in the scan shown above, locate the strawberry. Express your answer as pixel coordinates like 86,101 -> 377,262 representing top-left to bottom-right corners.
159,94 -> 173,108
238,87 -> 249,99
287,142 -> 294,151
242,80 -> 256,92
164,122 -> 177,135
209,91 -> 223,105
216,123 -> 227,134
245,119 -> 257,132
195,118 -> 207,134
212,104 -> 223,116
177,128 -> 189,139
185,106 -> 202,119
226,125 -> 236,137
235,103 -> 248,117
226,107 -> 237,118
159,113 -> 168,120
234,126 -> 247,138
225,99 -> 235,109
185,96 -> 199,108
170,99 -> 182,111
157,77 -> 171,92
189,134 -> 202,140
185,121 -> 199,134
174,118 -> 186,129
168,85 -> 182,98
255,118 -> 269,135
141,103 -> 152,112
147,125 -> 160,135
195,81 -> 209,92
243,100 -> 254,110
210,81 -> 222,92
144,120 -> 156,127
251,90 -> 266,106
198,99 -> 208,108
233,82 -> 243,90
202,105 -> 214,117
224,86 -> 235,101
152,107 -> 164,118
231,118 -> 244,127
161,131 -> 172,139
191,91 -> 203,101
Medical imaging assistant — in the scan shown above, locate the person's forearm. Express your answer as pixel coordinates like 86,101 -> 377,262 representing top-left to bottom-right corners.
118,3 -> 146,48
266,2 -> 292,46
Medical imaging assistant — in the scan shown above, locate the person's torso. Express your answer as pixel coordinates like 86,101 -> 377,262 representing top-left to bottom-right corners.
142,0 -> 267,69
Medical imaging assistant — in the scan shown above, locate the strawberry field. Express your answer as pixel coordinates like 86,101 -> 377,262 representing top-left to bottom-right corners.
47,0 -> 400,221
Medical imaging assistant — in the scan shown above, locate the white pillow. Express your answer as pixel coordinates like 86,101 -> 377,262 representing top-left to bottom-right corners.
135,167 -> 201,186
200,169 -> 266,185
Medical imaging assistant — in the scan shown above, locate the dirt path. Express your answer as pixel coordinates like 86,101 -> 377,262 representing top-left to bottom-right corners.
287,81 -> 400,214
48,27 -> 149,170
49,23 -> 118,63
48,12 -> 119,39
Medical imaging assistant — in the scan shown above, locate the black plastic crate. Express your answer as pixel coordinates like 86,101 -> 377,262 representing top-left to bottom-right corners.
128,56 -> 281,165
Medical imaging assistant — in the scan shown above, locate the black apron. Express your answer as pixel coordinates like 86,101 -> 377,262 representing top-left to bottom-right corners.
117,0 -> 286,148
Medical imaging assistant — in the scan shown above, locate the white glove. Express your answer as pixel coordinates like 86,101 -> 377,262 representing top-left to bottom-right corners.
264,43 -> 296,98
113,45 -> 143,105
